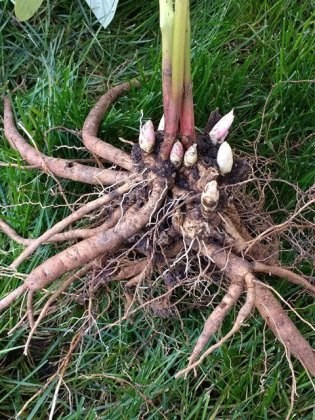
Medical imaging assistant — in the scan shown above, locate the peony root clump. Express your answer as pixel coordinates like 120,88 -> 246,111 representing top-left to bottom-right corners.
0,4 -> 314,408
1,80 -> 314,379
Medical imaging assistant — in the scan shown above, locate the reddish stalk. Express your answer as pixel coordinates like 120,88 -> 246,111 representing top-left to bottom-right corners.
160,0 -> 189,160
180,6 -> 195,148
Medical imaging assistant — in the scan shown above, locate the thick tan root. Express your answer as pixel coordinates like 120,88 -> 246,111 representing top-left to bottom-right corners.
200,241 -> 251,279
3,97 -> 128,186
253,261 -> 315,295
0,220 -> 32,246
10,181 -> 138,269
255,282 -> 315,376
176,272 -> 255,378
0,206 -> 122,246
186,276 -> 243,366
82,80 -> 140,170
0,284 -> 27,312
0,180 -> 167,311
26,291 -> 35,328
197,242 -> 315,376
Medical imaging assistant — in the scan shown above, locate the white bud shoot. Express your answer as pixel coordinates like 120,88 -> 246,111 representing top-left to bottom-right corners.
217,141 -> 233,174
184,144 -> 198,167
170,141 -> 184,168
209,109 -> 234,145
139,120 -> 155,153
158,114 -> 165,131
201,180 -> 220,211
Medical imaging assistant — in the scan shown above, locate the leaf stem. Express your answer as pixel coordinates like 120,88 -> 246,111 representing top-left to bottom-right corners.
159,0 -> 174,119
160,0 -> 189,159
180,4 -> 195,147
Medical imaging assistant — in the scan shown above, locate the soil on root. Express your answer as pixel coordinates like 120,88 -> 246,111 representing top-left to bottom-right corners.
1,83 -> 315,417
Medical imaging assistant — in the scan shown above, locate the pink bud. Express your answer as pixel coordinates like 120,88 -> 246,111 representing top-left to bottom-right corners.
170,141 -> 184,168
209,109 -> 234,145
139,120 -> 155,153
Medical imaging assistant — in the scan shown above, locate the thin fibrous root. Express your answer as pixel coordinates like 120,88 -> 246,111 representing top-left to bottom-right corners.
255,282 -> 315,377
10,180 -> 140,269
111,258 -> 148,282
253,261 -> 315,295
0,179 -> 167,312
124,263 -> 152,316
0,206 -> 122,246
24,262 -> 94,356
185,276 -> 243,367
83,256 -> 149,299
176,272 -> 255,378
3,97 -> 128,185
124,273 -> 143,316
82,80 -> 140,171
18,329 -> 83,418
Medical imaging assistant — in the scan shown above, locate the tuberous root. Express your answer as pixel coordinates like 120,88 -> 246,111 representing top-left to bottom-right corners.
176,272 -> 255,379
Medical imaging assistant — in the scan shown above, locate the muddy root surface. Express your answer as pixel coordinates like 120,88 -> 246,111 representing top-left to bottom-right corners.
1,82 -> 315,391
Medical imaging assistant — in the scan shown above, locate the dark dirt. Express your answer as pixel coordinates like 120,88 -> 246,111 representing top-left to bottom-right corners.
203,109 -> 222,134
223,158 -> 250,185
196,133 -> 220,160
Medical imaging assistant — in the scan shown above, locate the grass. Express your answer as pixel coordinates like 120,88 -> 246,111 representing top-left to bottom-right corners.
0,0 -> 314,418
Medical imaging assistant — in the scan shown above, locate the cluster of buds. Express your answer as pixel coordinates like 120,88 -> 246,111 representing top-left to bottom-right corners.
139,108 -> 234,178
209,109 -> 235,176
139,116 -> 199,170
200,109 -> 235,213
170,142 -> 199,169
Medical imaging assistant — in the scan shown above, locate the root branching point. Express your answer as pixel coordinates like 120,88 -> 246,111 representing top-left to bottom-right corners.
1,82 -> 315,400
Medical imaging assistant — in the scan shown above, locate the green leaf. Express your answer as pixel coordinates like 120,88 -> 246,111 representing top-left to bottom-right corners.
85,0 -> 119,29
15,0 -> 45,22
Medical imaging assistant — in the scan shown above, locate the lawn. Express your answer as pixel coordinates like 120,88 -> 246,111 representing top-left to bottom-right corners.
0,0 -> 314,418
